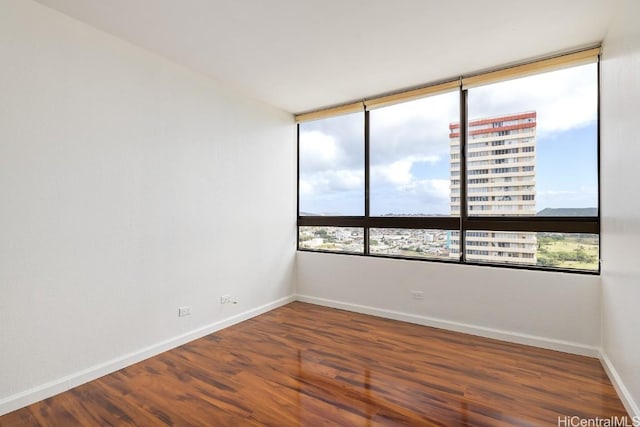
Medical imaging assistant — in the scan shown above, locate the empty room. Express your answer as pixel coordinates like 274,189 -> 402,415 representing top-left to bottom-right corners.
1,0 -> 638,425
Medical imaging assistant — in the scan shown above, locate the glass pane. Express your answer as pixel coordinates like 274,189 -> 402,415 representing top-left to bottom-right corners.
299,113 -> 364,216
298,226 -> 364,253
536,233 -> 599,271
461,231 -> 599,271
462,63 -> 598,217
370,91 -> 459,216
370,228 -> 454,259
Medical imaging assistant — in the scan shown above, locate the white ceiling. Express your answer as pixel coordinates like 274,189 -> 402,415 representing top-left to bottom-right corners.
35,0 -> 618,114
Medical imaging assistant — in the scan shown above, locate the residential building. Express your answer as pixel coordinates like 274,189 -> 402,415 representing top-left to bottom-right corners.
449,112 -> 538,264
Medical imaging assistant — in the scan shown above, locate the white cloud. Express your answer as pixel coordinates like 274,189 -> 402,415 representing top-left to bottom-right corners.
298,130 -> 338,172
299,179 -> 313,195
408,154 -> 441,164
300,168 -> 363,195
373,160 -> 413,186
369,91 -> 458,166
469,63 -> 597,136
372,155 -> 443,188
332,169 -> 363,190
402,178 -> 450,201
371,92 -> 459,129
424,179 -> 450,198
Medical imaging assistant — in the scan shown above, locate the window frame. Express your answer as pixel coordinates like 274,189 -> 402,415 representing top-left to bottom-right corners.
296,49 -> 601,275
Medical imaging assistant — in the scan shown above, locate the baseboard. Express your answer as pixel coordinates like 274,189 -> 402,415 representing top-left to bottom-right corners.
600,351 -> 640,419
0,294 -> 296,417
295,294 -> 600,358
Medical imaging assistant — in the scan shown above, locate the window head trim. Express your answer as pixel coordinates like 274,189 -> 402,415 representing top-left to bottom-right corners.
295,101 -> 364,123
461,46 -> 600,90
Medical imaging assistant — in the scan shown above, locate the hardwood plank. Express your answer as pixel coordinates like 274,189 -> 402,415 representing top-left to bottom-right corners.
0,302 -> 630,426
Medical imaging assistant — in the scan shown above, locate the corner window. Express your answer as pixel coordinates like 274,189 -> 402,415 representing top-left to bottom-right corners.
297,49 -> 600,273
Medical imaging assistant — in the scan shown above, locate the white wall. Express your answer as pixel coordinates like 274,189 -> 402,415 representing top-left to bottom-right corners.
297,252 -> 601,355
600,0 -> 640,417
0,0 -> 295,414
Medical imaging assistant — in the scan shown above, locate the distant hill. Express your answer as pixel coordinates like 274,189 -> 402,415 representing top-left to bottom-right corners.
537,207 -> 598,216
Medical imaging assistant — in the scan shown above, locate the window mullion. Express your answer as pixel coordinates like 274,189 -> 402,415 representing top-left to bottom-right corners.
296,123 -> 300,251
460,89 -> 469,262
364,110 -> 370,255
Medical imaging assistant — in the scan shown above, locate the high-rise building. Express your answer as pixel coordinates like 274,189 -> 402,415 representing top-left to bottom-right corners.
448,112 -> 538,265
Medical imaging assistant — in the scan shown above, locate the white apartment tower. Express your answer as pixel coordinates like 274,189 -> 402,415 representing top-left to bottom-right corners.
449,112 -> 538,265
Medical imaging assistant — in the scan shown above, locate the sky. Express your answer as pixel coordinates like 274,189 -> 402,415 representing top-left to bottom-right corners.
299,63 -> 598,216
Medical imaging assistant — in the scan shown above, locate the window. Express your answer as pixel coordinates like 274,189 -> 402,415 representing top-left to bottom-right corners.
469,178 -> 489,184
467,63 -> 598,217
370,229 -> 452,260
463,231 -> 599,270
298,227 -> 364,253
297,48 -> 600,273
468,231 -> 489,238
469,150 -> 490,158
370,92 -> 459,216
469,169 -> 489,175
492,167 -> 519,174
299,112 -> 364,216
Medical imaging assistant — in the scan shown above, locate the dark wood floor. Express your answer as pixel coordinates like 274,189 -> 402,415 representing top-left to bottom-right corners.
0,302 -> 629,426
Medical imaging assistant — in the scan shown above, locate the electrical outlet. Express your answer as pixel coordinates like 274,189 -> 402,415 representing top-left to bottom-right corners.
178,306 -> 192,317
410,290 -> 424,300
220,295 -> 232,304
